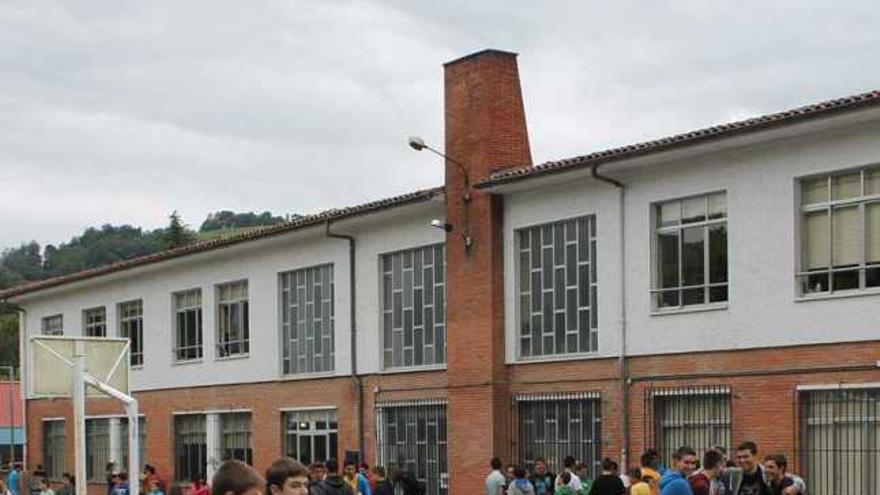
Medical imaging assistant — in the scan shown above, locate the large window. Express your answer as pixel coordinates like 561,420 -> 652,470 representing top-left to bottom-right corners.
376,401 -> 447,495
42,420 -> 65,480
218,412 -> 252,465
283,409 -> 338,466
517,217 -> 597,357
799,167 -> 880,295
281,265 -> 335,374
174,415 -> 207,482
174,290 -> 203,361
119,300 -> 144,367
645,386 -> 731,468
42,315 -> 63,336
799,388 -> 880,495
83,307 -> 107,337
653,192 -> 728,309
382,245 -> 446,368
85,419 -> 111,482
513,393 -> 602,479
120,417 -> 147,475
216,281 -> 249,358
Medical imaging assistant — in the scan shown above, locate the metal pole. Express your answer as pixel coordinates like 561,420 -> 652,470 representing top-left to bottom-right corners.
126,400 -> 139,495
6,366 -> 12,466
72,346 -> 87,495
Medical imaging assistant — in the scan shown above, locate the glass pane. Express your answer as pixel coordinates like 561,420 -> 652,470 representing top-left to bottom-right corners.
708,224 -> 727,283
867,169 -> 880,196
681,197 -> 706,224
832,206 -> 860,267
657,201 -> 680,228
868,267 -> 880,288
709,285 -> 728,302
832,270 -> 859,291
658,232 -> 679,289
832,172 -> 861,201
867,202 -> 880,263
804,210 -> 830,270
682,288 -> 704,306
681,226 -> 705,286
802,176 -> 828,205
658,290 -> 679,308
801,273 -> 830,294
707,192 -> 727,219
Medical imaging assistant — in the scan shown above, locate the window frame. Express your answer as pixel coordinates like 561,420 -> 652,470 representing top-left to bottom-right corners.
215,280 -> 250,359
41,315 -> 63,336
83,306 -> 107,338
173,289 -> 203,363
118,299 -> 144,368
279,264 -> 336,375
282,408 -> 338,466
42,419 -> 66,481
218,412 -> 253,465
173,414 -> 207,483
85,418 -> 111,482
375,400 -> 448,495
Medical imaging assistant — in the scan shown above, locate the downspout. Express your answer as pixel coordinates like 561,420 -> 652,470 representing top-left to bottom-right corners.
324,222 -> 365,462
590,163 -> 629,469
1,300 -> 27,469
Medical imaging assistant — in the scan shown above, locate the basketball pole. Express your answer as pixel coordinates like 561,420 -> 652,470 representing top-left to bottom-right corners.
126,399 -> 139,495
73,344 -> 87,495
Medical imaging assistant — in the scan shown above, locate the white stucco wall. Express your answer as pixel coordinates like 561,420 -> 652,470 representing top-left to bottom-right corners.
503,117 -> 880,362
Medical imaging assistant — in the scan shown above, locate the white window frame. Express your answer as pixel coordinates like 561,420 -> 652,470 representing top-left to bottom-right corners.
83,306 -> 107,337
216,280 -> 250,359
42,419 -> 66,481
118,300 -> 144,367
42,314 -> 63,336
280,264 -> 335,375
174,289 -> 203,362
282,409 -> 338,466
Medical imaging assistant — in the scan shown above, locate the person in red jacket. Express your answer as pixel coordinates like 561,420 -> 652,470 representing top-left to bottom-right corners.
687,450 -> 724,495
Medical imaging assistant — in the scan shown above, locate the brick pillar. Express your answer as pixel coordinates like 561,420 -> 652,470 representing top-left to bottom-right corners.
443,49 -> 532,494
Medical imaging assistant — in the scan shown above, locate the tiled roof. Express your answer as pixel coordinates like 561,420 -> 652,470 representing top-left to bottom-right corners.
0,186 -> 444,300
478,89 -> 880,188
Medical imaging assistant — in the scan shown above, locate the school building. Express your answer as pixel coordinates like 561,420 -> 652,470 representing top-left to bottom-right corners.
2,49 -> 880,495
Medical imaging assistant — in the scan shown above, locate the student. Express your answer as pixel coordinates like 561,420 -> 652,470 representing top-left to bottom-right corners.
628,469 -> 651,495
106,464 -> 117,495
7,463 -> 21,495
307,464 -> 325,492
36,478 -> 54,495
359,464 -> 376,493
586,458 -> 625,495
508,466 -> 535,495
688,450 -> 724,495
55,474 -> 74,495
140,465 -> 160,495
191,478 -> 209,495
265,457 -> 308,495
342,463 -> 370,495
311,459 -> 353,495
485,458 -> 506,495
734,442 -> 771,495
146,480 -> 164,495
369,467 -> 393,495
556,457 -> 582,495
111,473 -> 130,495
527,458 -> 555,495
658,446 -> 696,495
1,478 -> 12,495
554,472 -> 574,495
388,467 -> 423,495
761,455 -> 804,495
574,463 -> 592,495
211,460 -> 264,495
639,450 -> 662,495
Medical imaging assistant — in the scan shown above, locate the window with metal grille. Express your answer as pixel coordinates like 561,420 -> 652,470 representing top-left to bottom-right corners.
517,217 -> 597,358
282,409 -> 338,465
42,315 -> 63,336
119,300 -> 144,367
799,387 -> 880,495
85,419 -> 111,482
83,307 -> 107,337
799,167 -> 880,295
376,401 -> 447,495
280,264 -> 335,374
218,412 -> 253,465
174,415 -> 207,482
512,392 -> 602,479
174,290 -> 203,361
381,244 -> 446,369
42,420 -> 65,480
653,192 -> 728,309
644,386 -> 731,467
120,417 -> 147,475
216,281 -> 249,358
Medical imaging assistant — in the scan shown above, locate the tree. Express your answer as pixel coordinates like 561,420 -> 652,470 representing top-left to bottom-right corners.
164,211 -> 197,249
0,312 -> 18,371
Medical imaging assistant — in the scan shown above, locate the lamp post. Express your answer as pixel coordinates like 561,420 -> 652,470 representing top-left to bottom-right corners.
0,365 -> 14,466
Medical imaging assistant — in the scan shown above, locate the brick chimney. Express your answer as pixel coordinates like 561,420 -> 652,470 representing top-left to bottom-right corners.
443,49 -> 532,493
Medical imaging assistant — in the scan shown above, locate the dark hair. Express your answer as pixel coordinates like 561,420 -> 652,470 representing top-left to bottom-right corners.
737,441 -> 758,455
762,454 -> 787,472
145,465 -> 156,475
640,449 -> 658,468
534,457 -> 547,465
601,458 -> 618,472
712,446 -> 728,456
119,472 -> 129,482
672,446 -> 696,460
370,466 -> 386,478
212,460 -> 264,495
62,473 -> 75,483
359,463 -> 369,471
627,468 -> 641,480
324,458 -> 339,475
703,450 -> 724,470
265,457 -> 307,493
490,457 -> 502,470
169,483 -> 184,495
560,471 -> 571,484
563,456 -> 576,469
513,467 -> 526,479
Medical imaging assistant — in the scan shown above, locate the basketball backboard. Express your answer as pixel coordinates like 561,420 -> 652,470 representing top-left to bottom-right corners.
29,336 -> 130,399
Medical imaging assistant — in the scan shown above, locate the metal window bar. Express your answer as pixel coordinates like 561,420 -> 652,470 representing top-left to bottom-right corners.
85,419 -> 111,482
381,244 -> 446,369
280,264 -> 335,374
174,290 -> 203,361
798,388 -> 880,495
84,307 -> 107,337
219,412 -> 253,465
120,417 -> 146,475
42,420 -> 65,481
174,415 -> 207,482
644,386 -> 732,468
119,300 -> 144,367
282,409 -> 339,465
511,392 -> 602,479
375,401 -> 447,495
217,282 -> 250,357
517,216 -> 598,358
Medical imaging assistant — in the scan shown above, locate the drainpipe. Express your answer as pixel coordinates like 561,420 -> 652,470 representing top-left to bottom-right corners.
1,301 -> 26,468
324,222 -> 365,463
590,163 -> 629,469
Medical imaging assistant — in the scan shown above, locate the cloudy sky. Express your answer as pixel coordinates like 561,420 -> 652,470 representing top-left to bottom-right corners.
2,1 -> 879,250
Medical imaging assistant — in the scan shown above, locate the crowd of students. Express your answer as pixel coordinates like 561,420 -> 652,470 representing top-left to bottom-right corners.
484,441 -> 807,495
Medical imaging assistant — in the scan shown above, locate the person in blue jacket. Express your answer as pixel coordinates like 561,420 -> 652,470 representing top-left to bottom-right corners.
659,446 -> 697,495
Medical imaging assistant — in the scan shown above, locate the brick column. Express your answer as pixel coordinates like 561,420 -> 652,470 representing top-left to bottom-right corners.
443,49 -> 532,494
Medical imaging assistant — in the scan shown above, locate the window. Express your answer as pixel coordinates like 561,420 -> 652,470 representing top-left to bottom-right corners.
42,315 -> 63,336
382,245 -> 446,368
217,281 -> 249,358
42,420 -> 65,480
653,192 -> 728,309
119,300 -> 144,367
120,417 -> 147,474
282,409 -> 338,465
218,412 -> 252,464
83,307 -> 107,337
85,419 -> 111,482
799,167 -> 880,295
513,393 -> 602,479
645,386 -> 731,468
517,217 -> 597,357
376,401 -> 447,495
174,290 -> 203,361
174,415 -> 207,482
799,388 -> 880,495
280,265 -> 334,374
